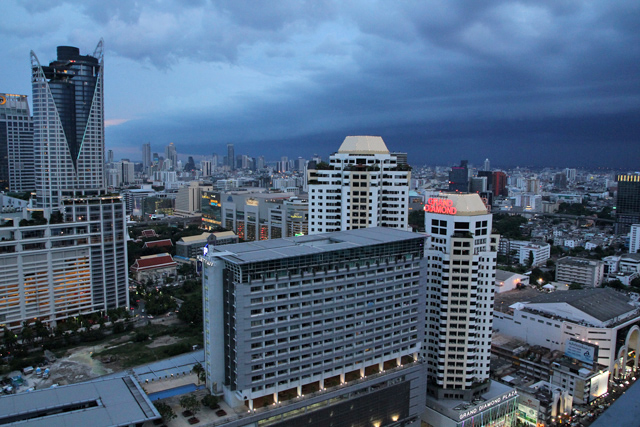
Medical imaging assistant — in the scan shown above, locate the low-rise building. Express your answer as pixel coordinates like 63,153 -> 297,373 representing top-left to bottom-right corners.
620,253 -> 640,274
494,288 -> 640,380
142,239 -> 173,250
516,381 -> 573,426
555,257 -> 605,287
175,231 -> 238,260
495,269 -> 530,293
519,243 -> 551,267
130,253 -> 177,282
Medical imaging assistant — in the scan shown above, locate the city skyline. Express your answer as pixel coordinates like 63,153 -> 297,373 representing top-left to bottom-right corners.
1,2 -> 639,168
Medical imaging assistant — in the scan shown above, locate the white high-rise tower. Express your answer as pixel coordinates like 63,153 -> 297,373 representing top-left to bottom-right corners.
307,136 -> 410,234
422,193 -> 499,400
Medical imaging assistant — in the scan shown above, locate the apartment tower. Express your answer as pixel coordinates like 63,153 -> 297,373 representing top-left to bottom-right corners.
307,136 -> 410,234
421,193 -> 516,426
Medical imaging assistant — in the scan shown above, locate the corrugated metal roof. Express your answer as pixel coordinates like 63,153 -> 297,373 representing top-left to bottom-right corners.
527,288 -> 634,322
0,376 -> 159,426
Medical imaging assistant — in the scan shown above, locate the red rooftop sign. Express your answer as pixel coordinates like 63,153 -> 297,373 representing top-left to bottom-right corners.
424,198 -> 457,215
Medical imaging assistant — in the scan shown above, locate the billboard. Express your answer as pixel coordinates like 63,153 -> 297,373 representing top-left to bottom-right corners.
565,338 -> 598,365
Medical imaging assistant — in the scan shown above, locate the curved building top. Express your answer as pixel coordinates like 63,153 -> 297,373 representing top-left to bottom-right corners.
424,193 -> 489,216
337,136 -> 390,155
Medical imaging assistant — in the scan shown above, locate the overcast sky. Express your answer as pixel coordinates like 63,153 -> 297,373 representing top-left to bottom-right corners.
2,0 -> 639,168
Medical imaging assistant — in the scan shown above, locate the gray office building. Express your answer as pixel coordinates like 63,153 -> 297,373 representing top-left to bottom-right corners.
0,93 -> 34,192
200,227 -> 427,426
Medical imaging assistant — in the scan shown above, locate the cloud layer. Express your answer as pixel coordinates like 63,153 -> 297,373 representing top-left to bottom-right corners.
2,0 -> 639,168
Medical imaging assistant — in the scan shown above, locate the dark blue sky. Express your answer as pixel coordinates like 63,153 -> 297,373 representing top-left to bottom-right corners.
1,0 -> 639,168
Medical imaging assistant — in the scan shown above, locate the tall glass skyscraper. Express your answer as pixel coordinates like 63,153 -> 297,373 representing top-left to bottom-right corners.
31,41 -> 105,209
0,41 -> 130,331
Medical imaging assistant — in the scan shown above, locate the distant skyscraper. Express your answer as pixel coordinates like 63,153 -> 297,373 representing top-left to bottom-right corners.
307,136 -> 410,234
483,158 -> 490,171
630,224 -> 640,253
448,160 -> 469,192
0,93 -> 34,192
165,143 -> 177,171
256,155 -> 265,170
107,149 -> 114,164
31,43 -> 105,208
142,142 -> 151,172
227,143 -> 235,170
201,160 -> 212,177
616,174 -> 640,234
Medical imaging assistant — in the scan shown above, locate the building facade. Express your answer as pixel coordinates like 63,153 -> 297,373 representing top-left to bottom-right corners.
200,227 -> 427,425
0,196 -> 128,330
0,93 -> 34,192
5,41 -> 131,330
422,193 -> 500,400
31,43 -> 105,209
307,136 -> 410,234
616,174 -> 640,235
555,257 -> 605,287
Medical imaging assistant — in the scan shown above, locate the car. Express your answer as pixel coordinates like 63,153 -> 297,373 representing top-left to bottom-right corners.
215,409 -> 227,417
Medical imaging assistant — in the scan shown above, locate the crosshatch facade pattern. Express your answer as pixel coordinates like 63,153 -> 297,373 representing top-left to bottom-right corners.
202,228 -> 427,407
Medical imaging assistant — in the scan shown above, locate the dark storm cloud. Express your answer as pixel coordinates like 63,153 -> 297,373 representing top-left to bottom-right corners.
5,1 -> 640,167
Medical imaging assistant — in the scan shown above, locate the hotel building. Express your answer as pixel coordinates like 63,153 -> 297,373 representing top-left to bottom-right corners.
201,227 -> 427,426
307,136 -> 410,234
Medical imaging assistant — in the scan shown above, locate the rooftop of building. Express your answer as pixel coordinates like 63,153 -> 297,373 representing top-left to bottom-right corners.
131,253 -> 176,270
0,376 -> 159,427
178,231 -> 238,244
556,256 -> 601,266
208,227 -> 423,265
425,192 -> 489,216
525,288 -> 634,323
621,253 -> 640,262
337,135 -> 390,154
495,269 -> 527,282
143,239 -> 173,248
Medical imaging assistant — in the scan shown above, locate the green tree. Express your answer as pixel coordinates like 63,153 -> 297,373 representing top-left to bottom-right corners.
192,362 -> 206,384
21,322 -> 35,347
3,326 -> 17,351
179,394 -> 201,416
568,283 -> 583,290
178,293 -> 203,326
201,394 -> 219,409
154,401 -> 176,423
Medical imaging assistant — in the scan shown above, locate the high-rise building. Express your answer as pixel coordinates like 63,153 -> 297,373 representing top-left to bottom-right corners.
165,143 -> 177,171
448,160 -> 469,193
421,193 -> 516,425
6,41 -> 130,331
483,158 -> 490,171
0,93 -> 34,192
31,43 -> 105,209
616,174 -> 640,235
142,143 -> 151,172
200,227 -> 427,425
631,224 -> 640,254
227,143 -> 235,170
307,136 -> 410,234
201,160 -> 212,177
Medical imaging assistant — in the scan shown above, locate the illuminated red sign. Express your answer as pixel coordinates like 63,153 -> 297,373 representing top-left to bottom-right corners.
424,198 -> 457,215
